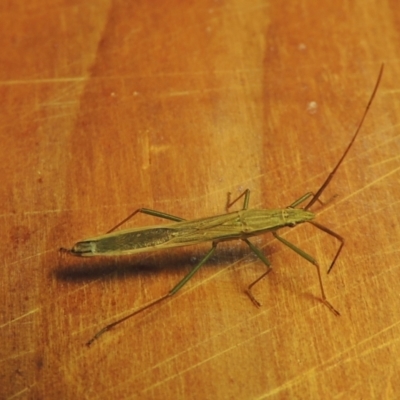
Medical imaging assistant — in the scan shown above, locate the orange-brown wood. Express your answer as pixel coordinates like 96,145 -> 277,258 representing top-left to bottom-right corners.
1,1 -> 399,399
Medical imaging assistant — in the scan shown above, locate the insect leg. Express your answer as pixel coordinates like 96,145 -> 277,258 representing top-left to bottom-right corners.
226,189 -> 250,211
308,221 -> 344,274
86,243 -> 217,346
242,238 -> 272,307
272,231 -> 340,316
106,208 -> 185,233
289,192 -> 324,209
169,243 -> 217,294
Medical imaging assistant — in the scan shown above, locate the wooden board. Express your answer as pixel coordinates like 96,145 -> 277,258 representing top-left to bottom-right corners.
2,1 -> 399,399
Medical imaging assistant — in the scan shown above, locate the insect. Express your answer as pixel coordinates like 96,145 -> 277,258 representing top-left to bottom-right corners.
61,65 -> 383,346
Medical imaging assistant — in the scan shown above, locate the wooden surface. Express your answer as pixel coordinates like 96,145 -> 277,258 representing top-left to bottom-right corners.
2,1 -> 399,399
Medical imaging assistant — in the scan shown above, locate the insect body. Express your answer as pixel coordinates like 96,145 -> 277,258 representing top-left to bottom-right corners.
61,65 -> 384,346
70,208 -> 314,257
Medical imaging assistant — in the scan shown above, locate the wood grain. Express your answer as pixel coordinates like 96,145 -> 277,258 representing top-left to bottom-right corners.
1,1 -> 399,399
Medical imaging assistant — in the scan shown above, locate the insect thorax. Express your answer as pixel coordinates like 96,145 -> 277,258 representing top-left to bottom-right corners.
239,208 -> 315,233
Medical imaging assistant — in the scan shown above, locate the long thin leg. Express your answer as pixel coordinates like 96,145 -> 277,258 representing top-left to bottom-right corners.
86,243 -> 217,346
289,192 -> 324,209
107,207 -> 185,234
308,221 -> 344,274
226,189 -> 250,211
272,231 -> 340,316
243,238 -> 272,307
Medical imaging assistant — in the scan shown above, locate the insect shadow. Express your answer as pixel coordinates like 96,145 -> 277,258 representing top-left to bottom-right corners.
54,242 -> 257,283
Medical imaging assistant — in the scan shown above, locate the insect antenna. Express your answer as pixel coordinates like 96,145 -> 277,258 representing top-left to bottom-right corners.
305,64 -> 384,211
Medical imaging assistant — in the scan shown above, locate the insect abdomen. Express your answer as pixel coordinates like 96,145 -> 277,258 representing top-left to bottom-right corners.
90,228 -> 176,254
